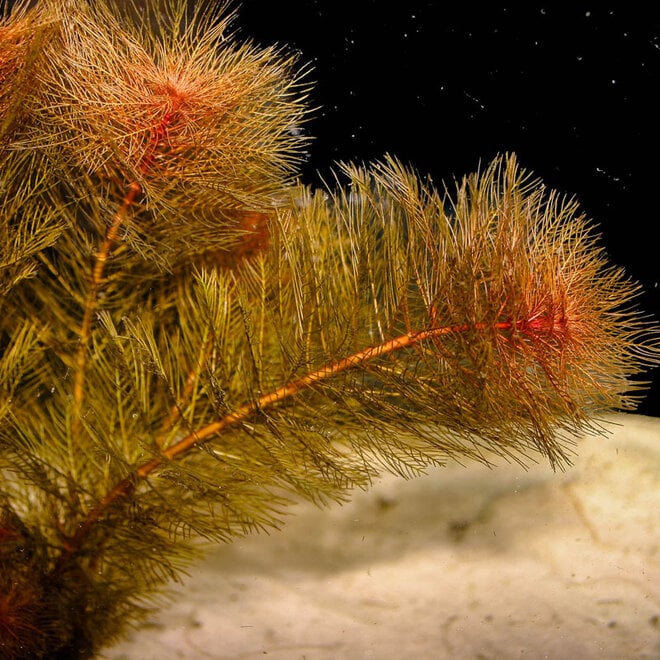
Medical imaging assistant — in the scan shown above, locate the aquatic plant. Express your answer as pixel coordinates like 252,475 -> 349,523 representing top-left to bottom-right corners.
1,1 -> 658,657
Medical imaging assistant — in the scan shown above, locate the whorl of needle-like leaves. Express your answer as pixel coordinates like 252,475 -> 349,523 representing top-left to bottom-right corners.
24,0 -> 309,208
41,154 -> 656,516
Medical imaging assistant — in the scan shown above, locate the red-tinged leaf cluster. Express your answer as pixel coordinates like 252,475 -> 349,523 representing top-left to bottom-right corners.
27,0 -> 308,208
444,158 -> 654,463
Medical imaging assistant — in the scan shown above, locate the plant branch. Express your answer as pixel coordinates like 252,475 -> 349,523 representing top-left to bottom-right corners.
58,318 -> 512,560
72,182 -> 142,431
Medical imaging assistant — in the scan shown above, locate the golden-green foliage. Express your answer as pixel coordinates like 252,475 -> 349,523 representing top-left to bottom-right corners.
0,1 -> 658,658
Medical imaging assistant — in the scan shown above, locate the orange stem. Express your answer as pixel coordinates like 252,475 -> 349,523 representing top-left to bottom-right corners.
72,182 -> 142,424
61,319 -> 514,557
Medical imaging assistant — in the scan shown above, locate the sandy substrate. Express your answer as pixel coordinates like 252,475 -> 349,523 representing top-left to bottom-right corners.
100,413 -> 660,659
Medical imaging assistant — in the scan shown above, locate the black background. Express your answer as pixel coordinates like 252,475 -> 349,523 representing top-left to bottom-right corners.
238,1 -> 660,418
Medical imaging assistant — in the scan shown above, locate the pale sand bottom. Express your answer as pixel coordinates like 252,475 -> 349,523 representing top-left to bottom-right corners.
101,413 -> 660,659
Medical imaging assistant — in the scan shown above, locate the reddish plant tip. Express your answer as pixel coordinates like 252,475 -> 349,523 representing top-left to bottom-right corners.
33,0 -> 309,206
231,211 -> 271,259
519,307 -> 569,338
512,294 -> 572,348
137,72 -> 221,172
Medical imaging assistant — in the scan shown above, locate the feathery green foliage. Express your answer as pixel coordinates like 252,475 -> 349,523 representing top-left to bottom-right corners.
1,1 -> 658,657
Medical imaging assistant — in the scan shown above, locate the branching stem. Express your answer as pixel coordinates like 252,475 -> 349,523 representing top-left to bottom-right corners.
60,319 -> 512,559
72,182 -> 142,430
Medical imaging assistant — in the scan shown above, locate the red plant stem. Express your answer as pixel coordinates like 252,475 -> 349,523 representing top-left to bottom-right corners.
72,182 -> 142,422
71,90 -> 193,436
61,319 -> 513,556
